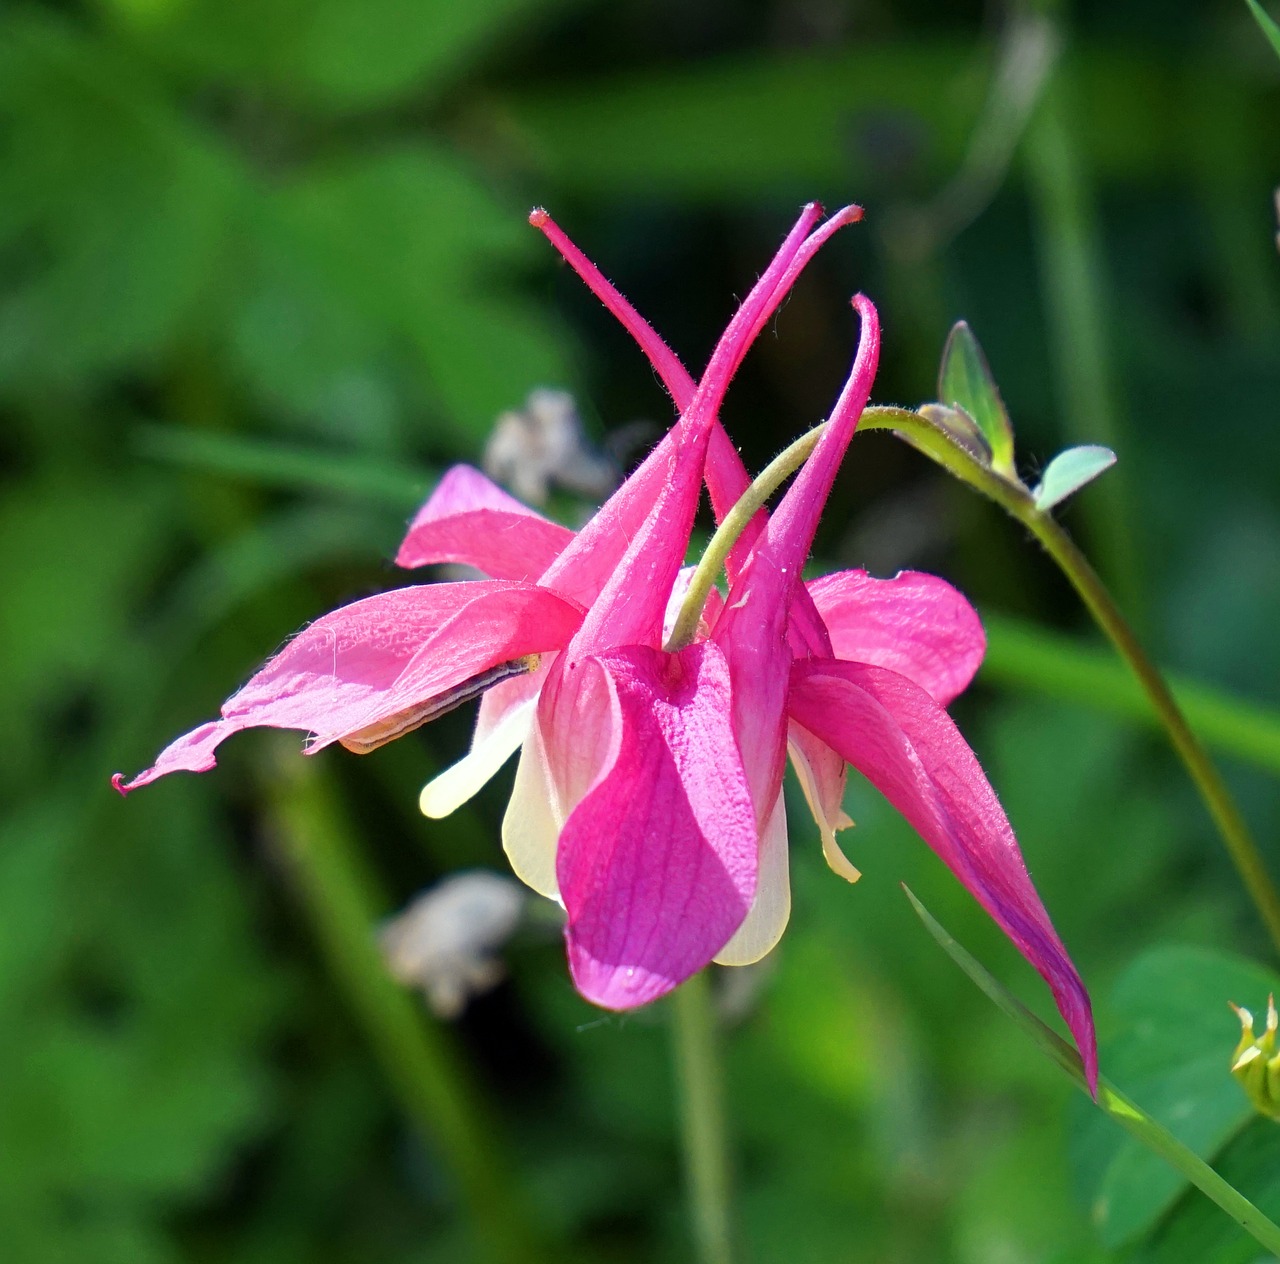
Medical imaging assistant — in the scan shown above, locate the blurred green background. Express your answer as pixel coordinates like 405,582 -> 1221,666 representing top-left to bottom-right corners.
4,0 -> 1280,1260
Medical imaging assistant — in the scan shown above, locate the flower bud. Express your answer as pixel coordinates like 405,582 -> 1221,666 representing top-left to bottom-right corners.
1230,995 -> 1280,1121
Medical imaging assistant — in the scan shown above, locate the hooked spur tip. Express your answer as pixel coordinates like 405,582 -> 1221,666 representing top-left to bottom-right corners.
111,772 -> 130,797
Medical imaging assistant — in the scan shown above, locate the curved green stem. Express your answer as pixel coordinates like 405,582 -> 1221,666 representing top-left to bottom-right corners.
907,888 -> 1280,1258
863,406 -> 1280,957
666,424 -> 827,651
671,972 -> 734,1264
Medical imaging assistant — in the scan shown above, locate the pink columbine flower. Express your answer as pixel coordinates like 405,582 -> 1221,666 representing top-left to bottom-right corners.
114,205 -> 1095,1089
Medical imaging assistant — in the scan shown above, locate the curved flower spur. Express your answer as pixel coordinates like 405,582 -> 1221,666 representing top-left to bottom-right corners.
114,205 -> 1094,1087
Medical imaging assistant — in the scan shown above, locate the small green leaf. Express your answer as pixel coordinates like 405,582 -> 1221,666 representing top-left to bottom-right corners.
1247,0 -> 1280,63
1033,445 -> 1117,512
937,322 -> 1016,475
916,403 -> 994,467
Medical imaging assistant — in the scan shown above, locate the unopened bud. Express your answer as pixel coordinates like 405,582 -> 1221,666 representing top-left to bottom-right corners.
1229,995 -> 1280,1121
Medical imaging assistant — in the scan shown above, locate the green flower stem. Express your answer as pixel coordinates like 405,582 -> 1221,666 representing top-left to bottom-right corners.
671,972 -> 734,1264
666,424 -> 826,651
906,888 -> 1280,1258
861,405 -> 1280,958
981,613 -> 1280,778
268,754 -> 546,1264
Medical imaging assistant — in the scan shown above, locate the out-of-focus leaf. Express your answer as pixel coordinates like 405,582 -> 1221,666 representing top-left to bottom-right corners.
1070,946 -> 1280,1248
938,322 -> 1016,473
128,0 -> 572,112
980,614 -> 1280,778
1247,0 -> 1280,63
134,424 -> 431,508
0,783 -> 287,1260
234,147 -> 575,443
496,46 -> 1264,197
0,14 -> 244,394
1033,445 -> 1117,511
915,403 -> 994,465
1134,1117 -> 1280,1264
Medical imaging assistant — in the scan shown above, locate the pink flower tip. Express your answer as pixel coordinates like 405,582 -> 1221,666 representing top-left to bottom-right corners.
529,207 -> 549,227
111,772 -> 130,797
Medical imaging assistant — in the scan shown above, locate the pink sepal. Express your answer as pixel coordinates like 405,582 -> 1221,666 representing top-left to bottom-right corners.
396,465 -> 573,580
806,569 -> 986,707
114,581 -> 585,792
786,657 -> 1097,1091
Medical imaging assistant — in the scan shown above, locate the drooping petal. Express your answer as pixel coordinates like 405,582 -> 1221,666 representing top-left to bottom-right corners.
806,569 -> 986,706
418,654 -> 554,818
786,720 -> 859,882
114,582 -> 584,792
713,790 -> 791,966
546,642 -> 758,1008
419,698 -> 536,820
396,464 -> 573,580
786,657 -> 1097,1089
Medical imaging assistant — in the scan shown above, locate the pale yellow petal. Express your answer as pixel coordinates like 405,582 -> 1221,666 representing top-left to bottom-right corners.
788,735 -> 860,883
419,698 -> 535,819
714,792 -> 791,966
500,717 -> 562,900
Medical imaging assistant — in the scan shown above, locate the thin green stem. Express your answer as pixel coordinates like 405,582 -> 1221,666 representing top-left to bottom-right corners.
907,888 -> 1280,1258
671,972 -> 734,1264
862,406 -> 1280,958
981,612 -> 1280,777
666,424 -> 826,651
268,754 -> 546,1264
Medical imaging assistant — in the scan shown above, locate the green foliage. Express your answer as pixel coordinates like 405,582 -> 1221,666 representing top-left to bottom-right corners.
1070,947 -> 1280,1247
5,0 -> 1280,1259
1247,0 -> 1280,64
938,321 -> 1016,475
1033,446 -> 1117,512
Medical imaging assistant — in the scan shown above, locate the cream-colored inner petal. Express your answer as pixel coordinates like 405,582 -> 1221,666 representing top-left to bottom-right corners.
418,698 -> 536,819
787,737 -> 860,883
714,792 -> 791,966
500,719 -> 563,901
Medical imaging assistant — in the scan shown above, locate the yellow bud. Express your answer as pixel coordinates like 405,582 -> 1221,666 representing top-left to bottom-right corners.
1230,995 -> 1280,1122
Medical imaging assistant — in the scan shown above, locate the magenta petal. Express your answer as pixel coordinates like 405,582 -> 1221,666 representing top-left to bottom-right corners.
806,569 -> 986,706
548,641 -> 758,1009
787,657 -> 1096,1090
395,465 -> 573,580
115,581 -> 584,791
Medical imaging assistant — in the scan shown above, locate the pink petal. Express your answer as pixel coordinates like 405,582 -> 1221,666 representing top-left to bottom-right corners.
787,657 -> 1097,1089
545,642 -> 758,1008
806,569 -> 986,706
115,582 -> 584,792
396,465 -> 573,580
